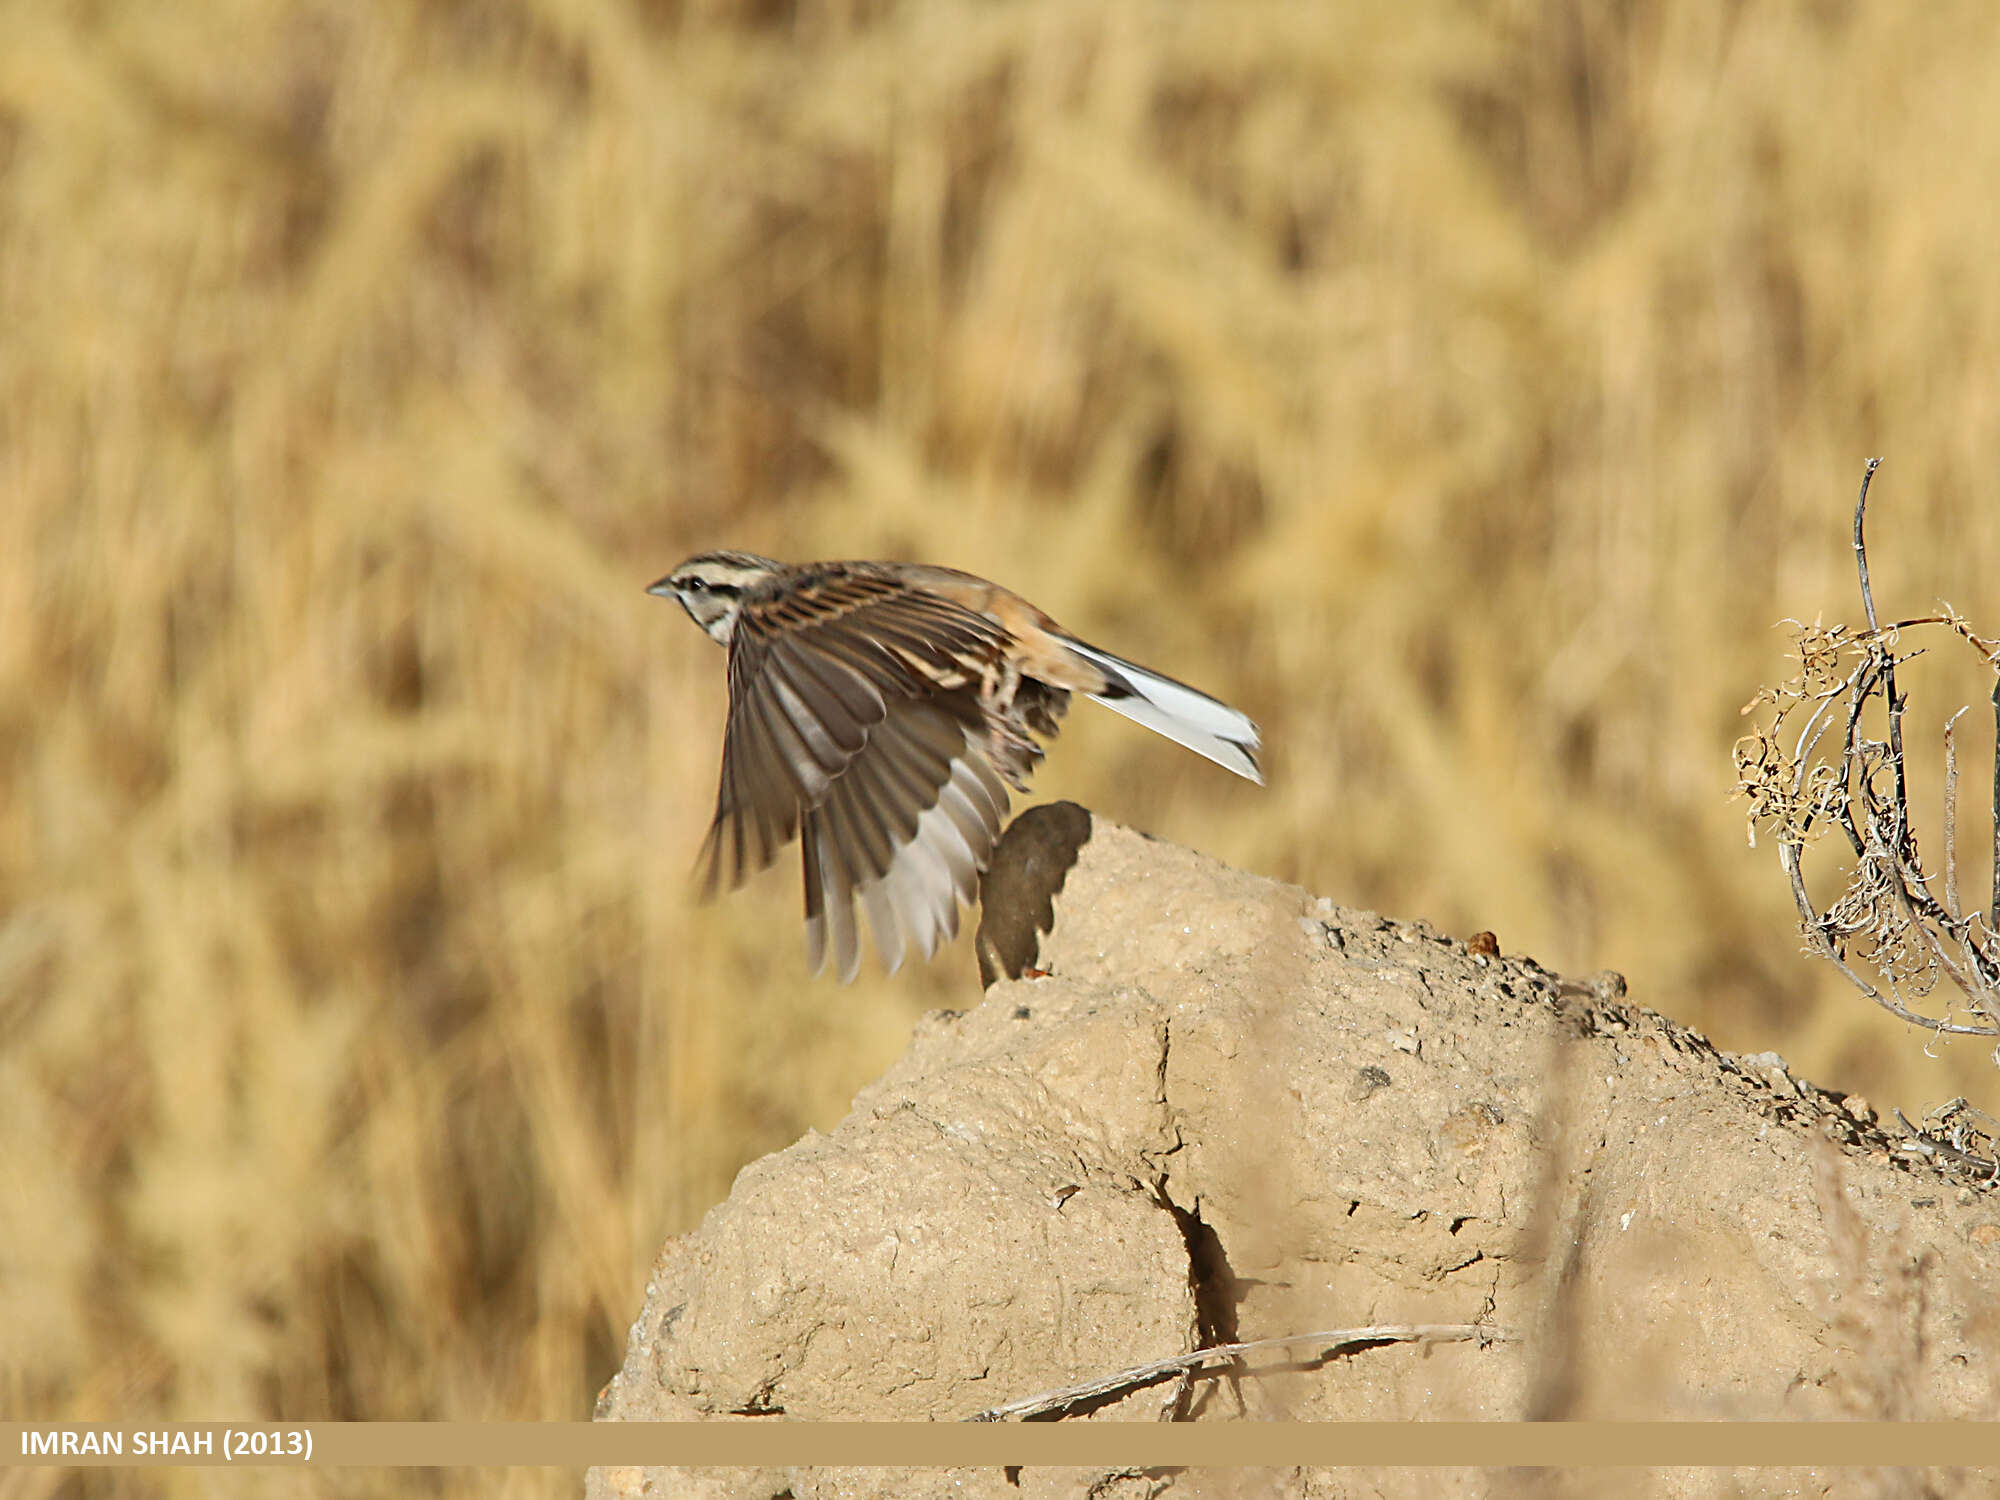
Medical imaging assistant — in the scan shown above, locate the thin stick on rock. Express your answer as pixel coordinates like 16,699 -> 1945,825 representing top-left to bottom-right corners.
966,1323 -> 1512,1422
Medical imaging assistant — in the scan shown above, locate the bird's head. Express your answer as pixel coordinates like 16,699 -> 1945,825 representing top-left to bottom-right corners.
646,551 -> 784,647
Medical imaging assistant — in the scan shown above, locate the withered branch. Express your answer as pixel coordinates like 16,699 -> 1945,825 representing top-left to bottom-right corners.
1735,459 -> 2000,1043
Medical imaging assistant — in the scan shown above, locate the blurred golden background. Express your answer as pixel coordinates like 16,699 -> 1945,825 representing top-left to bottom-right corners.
8,0 -> 2000,1483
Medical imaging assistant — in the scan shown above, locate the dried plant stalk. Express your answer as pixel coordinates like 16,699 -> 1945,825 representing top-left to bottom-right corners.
1734,460 -> 2000,1044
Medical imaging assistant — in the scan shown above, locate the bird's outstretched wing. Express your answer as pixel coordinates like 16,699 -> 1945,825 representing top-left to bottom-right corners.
697,570 -> 1023,981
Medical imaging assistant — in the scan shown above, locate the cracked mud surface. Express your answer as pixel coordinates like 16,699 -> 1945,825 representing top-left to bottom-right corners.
590,814 -> 2000,1500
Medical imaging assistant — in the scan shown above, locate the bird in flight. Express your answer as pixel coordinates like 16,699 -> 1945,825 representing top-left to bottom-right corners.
650,552 -> 1262,981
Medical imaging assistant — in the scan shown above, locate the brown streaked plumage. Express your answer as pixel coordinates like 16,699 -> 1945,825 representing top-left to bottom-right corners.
649,551 -> 1262,981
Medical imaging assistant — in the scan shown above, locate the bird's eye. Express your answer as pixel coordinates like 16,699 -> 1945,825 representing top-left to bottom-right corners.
683,577 -> 706,593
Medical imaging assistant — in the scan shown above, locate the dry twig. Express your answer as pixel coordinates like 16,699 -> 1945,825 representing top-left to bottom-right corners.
965,1322 -> 1511,1422
1895,1098 -> 2000,1180
1735,459 -> 2000,1044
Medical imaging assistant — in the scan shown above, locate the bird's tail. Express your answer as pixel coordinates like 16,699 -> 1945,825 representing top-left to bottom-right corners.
1060,638 -> 1263,784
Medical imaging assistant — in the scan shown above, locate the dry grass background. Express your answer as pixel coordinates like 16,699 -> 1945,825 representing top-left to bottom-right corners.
7,0 -> 2000,1487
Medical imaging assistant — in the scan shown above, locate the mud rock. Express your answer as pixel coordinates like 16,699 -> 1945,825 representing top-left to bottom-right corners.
591,807 -> 2000,1500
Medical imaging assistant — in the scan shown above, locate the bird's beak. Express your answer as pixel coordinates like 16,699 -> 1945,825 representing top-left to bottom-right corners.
644,576 -> 675,598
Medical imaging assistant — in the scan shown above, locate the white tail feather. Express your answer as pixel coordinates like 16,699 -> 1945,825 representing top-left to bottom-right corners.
1061,639 -> 1263,784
